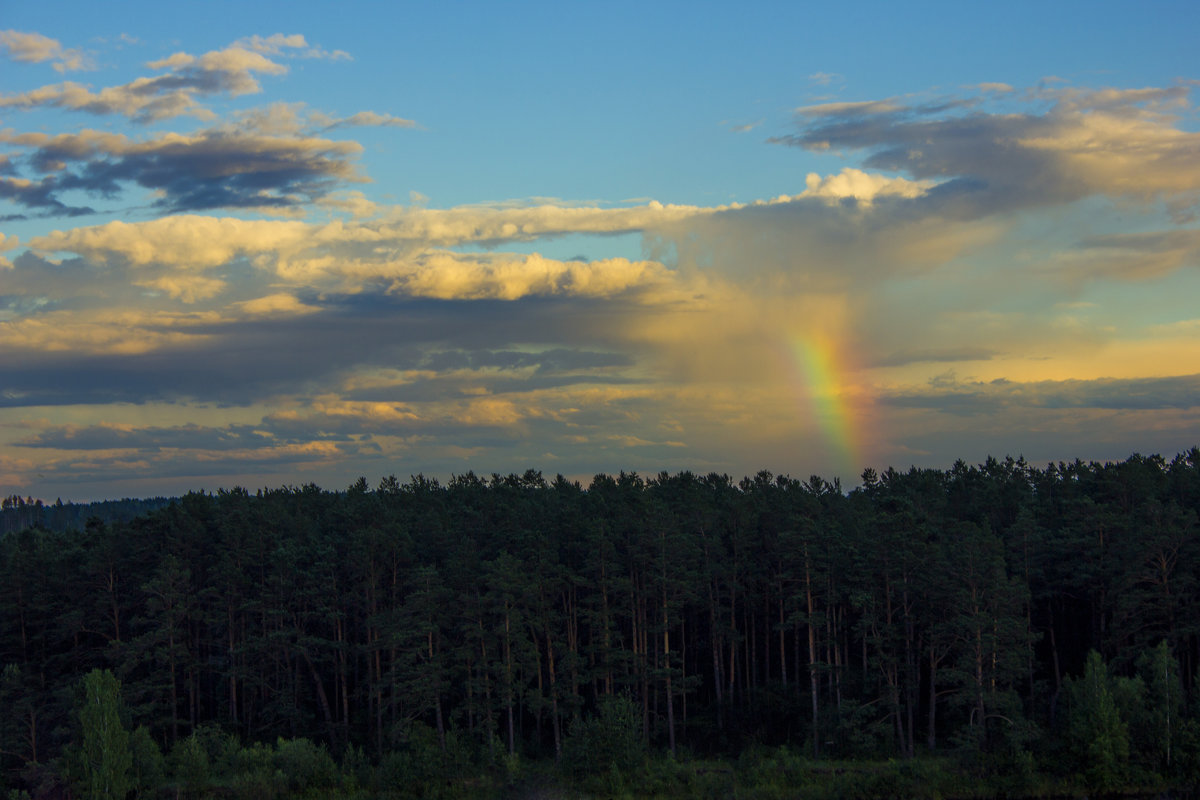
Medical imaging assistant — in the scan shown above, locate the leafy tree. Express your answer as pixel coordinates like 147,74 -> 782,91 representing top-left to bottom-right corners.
127,725 -> 164,798
561,694 -> 642,783
71,669 -> 133,800
1132,640 -> 1184,772
1067,651 -> 1130,793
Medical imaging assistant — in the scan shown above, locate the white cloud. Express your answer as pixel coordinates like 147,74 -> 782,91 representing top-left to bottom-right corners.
1,38 -> 301,122
393,251 -> 673,301
0,30 -> 91,72
799,168 -> 934,205
235,34 -> 309,55
30,216 -> 312,267
235,293 -> 320,316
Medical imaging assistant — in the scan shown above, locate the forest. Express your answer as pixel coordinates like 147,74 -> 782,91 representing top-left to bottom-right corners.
4,448 -> 1200,798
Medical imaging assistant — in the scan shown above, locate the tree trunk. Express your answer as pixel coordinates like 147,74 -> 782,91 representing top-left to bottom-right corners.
805,545 -> 820,758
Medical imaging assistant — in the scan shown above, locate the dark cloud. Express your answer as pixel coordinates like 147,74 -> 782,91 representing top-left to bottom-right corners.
346,373 -> 640,404
16,423 -> 284,451
773,107 -> 1071,215
1061,229 -> 1200,280
772,86 -> 1200,216
0,294 -> 641,408
0,175 -> 95,216
871,347 -> 997,368
24,439 -> 372,487
419,348 -> 631,373
882,373 -> 1200,416
2,128 -> 362,215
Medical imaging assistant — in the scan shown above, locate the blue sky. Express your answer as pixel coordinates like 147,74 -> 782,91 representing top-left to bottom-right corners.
2,1 -> 1199,500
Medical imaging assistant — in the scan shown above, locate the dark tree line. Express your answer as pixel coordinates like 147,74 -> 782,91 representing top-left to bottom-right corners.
0,497 -> 173,538
3,449 -> 1200,794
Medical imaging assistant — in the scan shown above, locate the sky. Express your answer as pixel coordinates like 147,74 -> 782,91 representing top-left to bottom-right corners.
1,0 -> 1199,501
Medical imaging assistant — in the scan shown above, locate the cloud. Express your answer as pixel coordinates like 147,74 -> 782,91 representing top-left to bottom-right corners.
318,110 -> 418,130
5,67 -> 1199,495
0,79 -> 212,123
234,293 -> 320,316
30,216 -> 311,267
0,34 -> 342,122
135,274 -> 228,303
1051,229 -> 1200,283
808,72 -> 844,87
29,202 -> 708,271
0,30 -> 91,72
882,372 -> 1200,415
726,120 -> 763,133
226,103 -> 420,137
2,126 -> 363,214
391,251 -> 673,301
235,34 -> 310,56
16,421 -> 280,451
0,280 -> 653,408
235,34 -> 350,61
774,84 -> 1200,215
0,309 -> 209,358
793,99 -> 904,118
871,347 -> 998,368
7,416 -> 369,491
0,232 -> 17,268
0,174 -> 95,217
798,167 -> 934,205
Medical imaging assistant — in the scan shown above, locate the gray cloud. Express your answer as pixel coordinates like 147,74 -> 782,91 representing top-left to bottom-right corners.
871,347 -> 998,368
1057,229 -> 1200,281
346,371 -> 640,405
16,423 -> 285,451
772,85 -> 1200,216
0,175 -> 95,217
2,127 -> 363,214
882,373 -> 1200,416
417,347 -> 632,374
0,292 -> 643,408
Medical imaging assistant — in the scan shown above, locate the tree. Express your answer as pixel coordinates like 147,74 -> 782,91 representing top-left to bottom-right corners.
1067,651 -> 1129,794
73,669 -> 133,800
1132,640 -> 1184,773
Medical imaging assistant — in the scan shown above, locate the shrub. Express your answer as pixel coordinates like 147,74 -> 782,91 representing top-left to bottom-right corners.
561,694 -> 643,783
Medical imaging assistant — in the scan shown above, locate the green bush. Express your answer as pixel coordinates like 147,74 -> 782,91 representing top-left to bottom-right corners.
373,721 -> 477,799
274,736 -> 340,793
561,694 -> 643,783
169,734 -> 211,799
128,725 -> 165,797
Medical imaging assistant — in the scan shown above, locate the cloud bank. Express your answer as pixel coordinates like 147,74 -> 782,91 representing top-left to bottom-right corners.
2,29 -> 1199,498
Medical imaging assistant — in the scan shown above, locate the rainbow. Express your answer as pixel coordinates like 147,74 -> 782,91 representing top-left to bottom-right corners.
785,334 -> 861,475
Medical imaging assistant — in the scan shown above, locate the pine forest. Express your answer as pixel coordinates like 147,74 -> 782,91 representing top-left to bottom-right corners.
5,449 -> 1200,798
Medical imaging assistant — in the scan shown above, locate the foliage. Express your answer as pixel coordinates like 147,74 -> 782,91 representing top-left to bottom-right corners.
70,669 -> 133,800
127,725 -> 164,797
561,694 -> 643,784
1066,650 -> 1130,793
